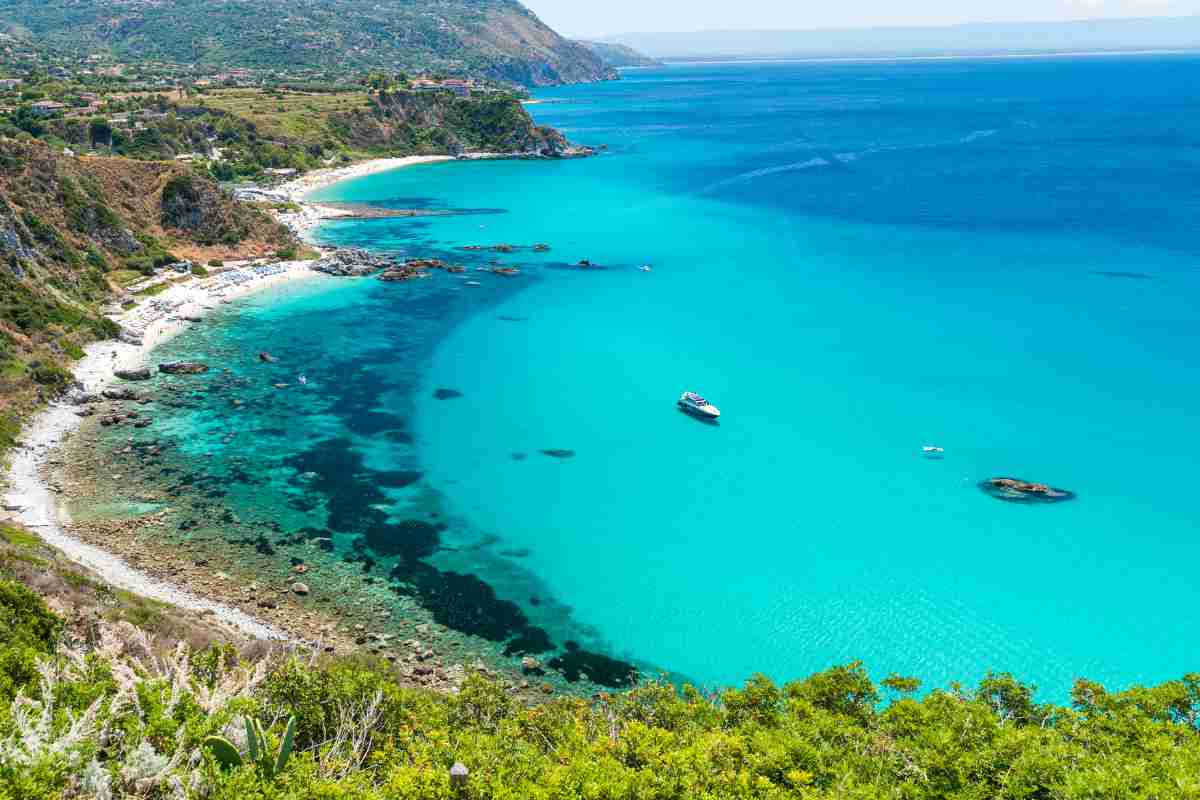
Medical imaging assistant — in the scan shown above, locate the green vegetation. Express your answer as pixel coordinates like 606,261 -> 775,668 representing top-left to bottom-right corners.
0,136 -> 295,458
0,611 -> 1197,799
0,578 -> 62,700
0,0 -> 615,87
204,716 -> 297,778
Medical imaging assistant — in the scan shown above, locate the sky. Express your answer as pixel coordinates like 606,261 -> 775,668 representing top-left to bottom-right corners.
522,0 -> 1200,38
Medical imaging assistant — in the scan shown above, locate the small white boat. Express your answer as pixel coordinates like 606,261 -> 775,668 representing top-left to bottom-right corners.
639,265 -> 652,272
922,445 -> 944,457
678,391 -> 720,420
298,375 -> 308,385
465,280 -> 482,287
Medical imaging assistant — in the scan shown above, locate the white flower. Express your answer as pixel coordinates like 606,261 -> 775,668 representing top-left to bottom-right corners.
81,759 -> 113,800
122,741 -> 170,784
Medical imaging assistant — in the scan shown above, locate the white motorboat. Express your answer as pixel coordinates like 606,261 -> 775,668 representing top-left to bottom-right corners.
678,391 -> 720,420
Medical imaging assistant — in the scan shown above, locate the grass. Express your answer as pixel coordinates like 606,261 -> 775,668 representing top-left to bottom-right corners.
0,525 -> 40,550
204,88 -> 371,144
108,589 -> 173,630
133,281 -> 171,297
109,268 -> 147,287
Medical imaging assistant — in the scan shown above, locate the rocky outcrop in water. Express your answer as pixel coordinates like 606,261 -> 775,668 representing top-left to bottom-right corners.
980,477 -> 1076,503
159,361 -> 209,375
311,248 -> 392,277
115,368 -> 153,381
102,387 -> 144,401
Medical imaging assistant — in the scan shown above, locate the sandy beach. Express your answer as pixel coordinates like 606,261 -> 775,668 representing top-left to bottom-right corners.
274,156 -> 455,240
0,154 -> 456,645
1,262 -> 326,641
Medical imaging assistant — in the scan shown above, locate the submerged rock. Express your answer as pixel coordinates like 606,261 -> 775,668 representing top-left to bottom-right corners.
434,388 -> 463,400
548,641 -> 638,688
159,361 -> 209,375
980,477 -> 1076,504
540,449 -> 576,459
102,387 -> 142,401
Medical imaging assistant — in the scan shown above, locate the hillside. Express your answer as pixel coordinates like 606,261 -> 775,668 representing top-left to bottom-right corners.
202,87 -> 573,159
576,40 -> 662,68
0,0 -> 618,87
0,138 -> 294,446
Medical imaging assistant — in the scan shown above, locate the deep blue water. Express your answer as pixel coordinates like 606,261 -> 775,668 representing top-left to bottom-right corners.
139,57 -> 1200,697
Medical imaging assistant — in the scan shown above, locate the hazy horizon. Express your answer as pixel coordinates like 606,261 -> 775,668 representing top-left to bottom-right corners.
524,0 -> 1200,39
572,15 -> 1200,59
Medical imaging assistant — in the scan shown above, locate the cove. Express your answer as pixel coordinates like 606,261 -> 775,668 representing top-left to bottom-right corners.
108,56 -> 1200,699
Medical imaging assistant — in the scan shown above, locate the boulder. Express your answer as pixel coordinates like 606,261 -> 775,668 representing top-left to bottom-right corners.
102,387 -> 142,401
311,248 -> 391,277
64,383 -> 96,405
291,582 -> 310,596
158,361 -> 209,375
114,368 -> 152,381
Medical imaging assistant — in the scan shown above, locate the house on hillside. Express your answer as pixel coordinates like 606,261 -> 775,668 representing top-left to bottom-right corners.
30,100 -> 68,117
410,78 -> 471,98
0,78 -> 22,91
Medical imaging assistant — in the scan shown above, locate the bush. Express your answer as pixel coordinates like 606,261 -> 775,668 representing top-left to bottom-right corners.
0,578 -> 62,698
28,359 -> 72,389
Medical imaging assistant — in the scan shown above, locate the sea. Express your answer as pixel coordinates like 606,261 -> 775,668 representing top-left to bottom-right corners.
95,55 -> 1200,698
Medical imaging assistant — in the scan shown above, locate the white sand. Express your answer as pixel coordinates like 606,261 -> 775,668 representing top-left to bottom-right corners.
274,155 -> 455,240
2,155 -> 450,639
2,263 -> 325,642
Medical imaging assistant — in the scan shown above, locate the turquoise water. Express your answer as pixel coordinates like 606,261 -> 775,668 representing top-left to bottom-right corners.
139,57 -> 1200,697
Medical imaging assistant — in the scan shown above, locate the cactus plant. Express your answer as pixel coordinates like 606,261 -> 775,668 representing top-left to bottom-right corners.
203,716 -> 296,779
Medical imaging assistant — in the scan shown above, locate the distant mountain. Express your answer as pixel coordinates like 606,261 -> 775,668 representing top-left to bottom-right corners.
0,0 -> 617,87
576,41 -> 662,68
605,16 -> 1200,59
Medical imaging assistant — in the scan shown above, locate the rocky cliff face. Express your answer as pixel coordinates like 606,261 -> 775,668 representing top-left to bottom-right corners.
0,138 -> 294,422
334,92 -> 573,156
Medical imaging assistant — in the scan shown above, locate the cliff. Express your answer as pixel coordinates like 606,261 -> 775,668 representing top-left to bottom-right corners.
333,91 -> 572,156
0,137 -> 294,442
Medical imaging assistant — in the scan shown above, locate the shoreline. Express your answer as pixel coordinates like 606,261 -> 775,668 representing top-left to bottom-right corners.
0,151 -> 526,659
2,266 -> 327,641
274,156 -> 456,241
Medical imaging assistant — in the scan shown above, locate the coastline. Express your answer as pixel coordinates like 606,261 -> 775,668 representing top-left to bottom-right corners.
1,151 -> 560,692
0,156 -> 448,640
2,264 -> 324,641
274,155 -> 456,240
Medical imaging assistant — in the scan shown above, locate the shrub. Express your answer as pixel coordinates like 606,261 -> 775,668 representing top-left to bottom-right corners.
0,578 -> 62,698
27,359 -> 72,389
